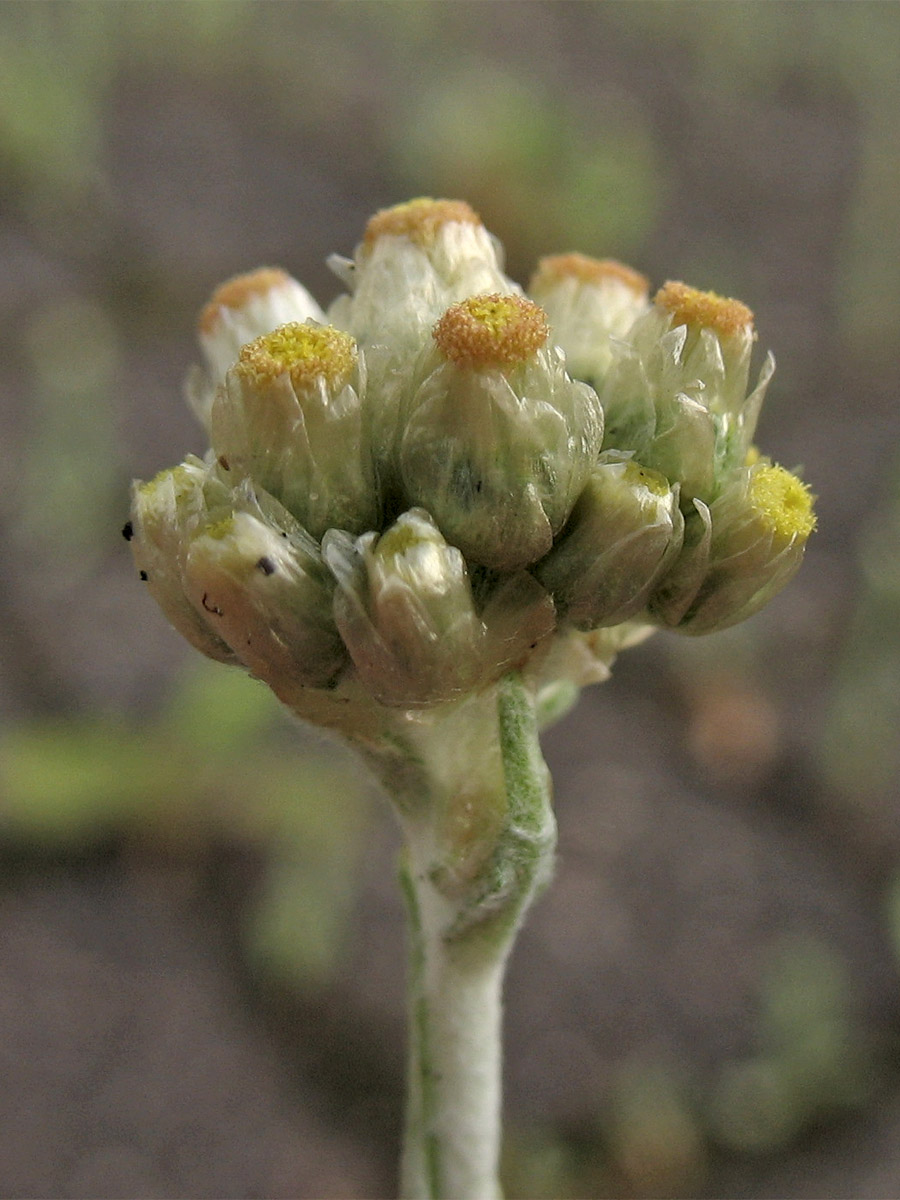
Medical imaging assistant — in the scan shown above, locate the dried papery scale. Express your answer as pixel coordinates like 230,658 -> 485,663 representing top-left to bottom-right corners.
129,198 -> 815,1200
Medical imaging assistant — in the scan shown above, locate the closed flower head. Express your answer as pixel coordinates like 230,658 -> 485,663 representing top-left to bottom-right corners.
529,254 -> 650,387
213,321 -> 378,540
362,197 -> 482,251
187,268 -> 325,431
535,454 -> 683,629
184,508 -> 346,690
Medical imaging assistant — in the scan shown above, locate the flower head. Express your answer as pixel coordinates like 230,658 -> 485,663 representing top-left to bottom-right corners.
535,453 -> 684,629
528,254 -> 650,387
184,506 -> 346,689
186,268 -> 326,431
212,321 -> 379,540
397,293 -> 602,571
432,293 -> 549,369
130,200 -> 813,726
651,461 -> 816,633
601,280 -> 772,503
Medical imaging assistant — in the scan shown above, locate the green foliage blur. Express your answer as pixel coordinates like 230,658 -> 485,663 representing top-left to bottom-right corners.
2,3 -> 900,1196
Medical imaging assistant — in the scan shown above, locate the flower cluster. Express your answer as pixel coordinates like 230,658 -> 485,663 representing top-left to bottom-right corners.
129,198 -> 814,719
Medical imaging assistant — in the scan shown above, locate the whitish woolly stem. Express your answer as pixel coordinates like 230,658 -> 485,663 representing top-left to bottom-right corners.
399,861 -> 506,1199
397,673 -> 557,1200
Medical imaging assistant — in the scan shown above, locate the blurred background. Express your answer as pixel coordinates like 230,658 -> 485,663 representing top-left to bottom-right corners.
2,2 -> 900,1196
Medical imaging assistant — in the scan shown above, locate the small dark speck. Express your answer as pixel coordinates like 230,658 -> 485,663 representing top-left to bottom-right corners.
122,521 -> 134,541
139,570 -> 148,581
218,455 -> 230,471
256,555 -> 276,576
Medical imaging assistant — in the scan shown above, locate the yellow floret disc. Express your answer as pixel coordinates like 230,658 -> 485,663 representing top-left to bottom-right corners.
238,322 -> 357,390
622,459 -> 670,497
655,280 -> 753,337
433,294 -> 549,369
376,521 -> 423,559
750,464 -> 816,541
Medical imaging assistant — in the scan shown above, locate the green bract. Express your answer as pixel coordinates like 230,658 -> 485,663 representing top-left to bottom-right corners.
535,452 -> 684,629
129,198 -> 814,725
130,457 -> 236,664
600,280 -> 773,503
398,296 -> 603,572
185,509 -> 346,690
324,509 -> 486,707
651,460 -> 816,634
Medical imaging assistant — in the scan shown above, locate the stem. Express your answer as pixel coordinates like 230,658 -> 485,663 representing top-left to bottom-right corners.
396,673 -> 557,1200
399,857 -> 506,1200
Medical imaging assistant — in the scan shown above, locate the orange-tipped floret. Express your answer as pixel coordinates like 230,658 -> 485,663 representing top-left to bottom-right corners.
530,253 -> 649,296
199,268 -> 292,335
237,323 -> 357,391
433,294 -> 549,369
363,198 -> 481,250
655,280 -> 753,338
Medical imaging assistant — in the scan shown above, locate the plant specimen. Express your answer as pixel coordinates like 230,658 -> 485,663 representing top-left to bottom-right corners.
128,199 -> 814,1199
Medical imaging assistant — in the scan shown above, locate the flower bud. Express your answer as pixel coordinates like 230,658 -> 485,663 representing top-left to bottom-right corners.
601,281 -> 773,502
328,198 -> 516,349
398,294 -> 603,571
323,509 -> 487,707
327,199 -> 521,499
528,254 -> 650,388
212,322 -> 379,539
129,456 -> 237,663
183,508 -> 347,689
652,461 -> 816,633
534,454 -> 684,629
185,268 -> 326,431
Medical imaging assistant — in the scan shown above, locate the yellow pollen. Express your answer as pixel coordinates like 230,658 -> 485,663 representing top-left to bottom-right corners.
201,517 -> 237,542
655,280 -> 753,337
237,323 -> 357,391
199,268 -> 291,334
750,464 -> 816,541
363,198 -> 481,250
622,460 -> 670,497
530,253 -> 649,296
376,522 -> 423,559
433,294 -> 549,369
143,463 -> 196,500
